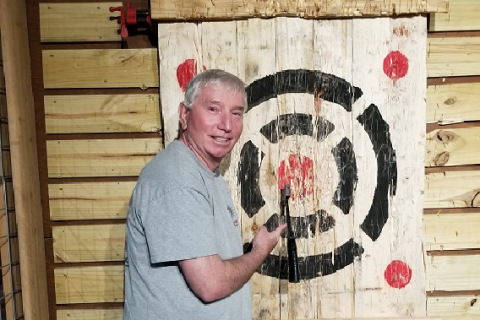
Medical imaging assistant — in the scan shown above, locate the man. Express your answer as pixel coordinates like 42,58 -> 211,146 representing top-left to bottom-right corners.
123,69 -> 286,320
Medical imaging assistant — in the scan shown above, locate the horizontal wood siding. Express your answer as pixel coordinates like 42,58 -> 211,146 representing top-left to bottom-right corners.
429,0 -> 480,31
54,265 -> 124,304
424,212 -> 480,251
150,0 -> 448,20
425,2 -> 480,319
57,309 -> 123,320
427,37 -> 480,78
424,171 -> 480,209
44,94 -> 161,134
46,138 -> 162,178
42,49 -> 158,89
40,2 -> 122,42
427,295 -> 480,320
53,224 -> 125,263
427,83 -> 480,124
425,127 -> 480,167
426,255 -> 480,291
49,181 -> 135,221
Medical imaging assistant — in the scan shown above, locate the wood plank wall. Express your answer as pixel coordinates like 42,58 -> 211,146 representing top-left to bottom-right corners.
30,1 -> 479,320
425,1 -> 480,319
31,1 -> 162,319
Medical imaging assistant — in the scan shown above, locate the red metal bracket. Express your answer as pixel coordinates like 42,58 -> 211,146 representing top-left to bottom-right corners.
109,2 -> 151,39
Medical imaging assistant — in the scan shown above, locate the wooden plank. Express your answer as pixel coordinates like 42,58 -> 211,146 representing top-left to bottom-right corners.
426,254 -> 480,291
0,0 -> 50,318
423,211 -> 480,251
53,224 -> 125,263
55,265 -> 124,304
426,127 -> 480,167
49,181 -> 135,221
424,170 -> 480,209
46,138 -> 162,178
42,49 -> 158,89
57,309 -> 123,320
427,295 -> 480,320
427,83 -> 480,124
44,94 -> 161,134
151,0 -> 448,20
429,0 -> 480,32
40,2 -> 122,42
427,37 -> 480,78
159,17 -> 428,319
56,309 -> 439,320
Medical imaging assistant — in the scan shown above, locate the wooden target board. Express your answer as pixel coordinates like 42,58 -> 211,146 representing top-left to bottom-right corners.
158,16 -> 427,319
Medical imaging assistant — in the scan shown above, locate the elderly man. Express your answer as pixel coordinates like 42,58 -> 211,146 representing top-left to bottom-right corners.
123,69 -> 286,320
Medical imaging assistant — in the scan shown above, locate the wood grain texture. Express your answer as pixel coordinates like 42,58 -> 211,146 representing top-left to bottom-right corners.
159,17 -> 427,319
424,171 -> 480,209
151,0 -> 448,20
426,254 -> 480,292
53,253 -> 475,306
44,94 -> 161,134
423,211 -> 480,250
47,138 -> 162,178
0,65 -> 5,90
53,224 -> 125,263
427,83 -> 480,124
426,127 -> 480,167
57,309 -> 123,320
49,181 -> 135,221
40,2 -> 122,42
42,49 -> 158,89
427,295 -> 480,320
55,265 -> 124,304
0,0 -> 50,318
427,37 -> 480,77
429,0 -> 480,32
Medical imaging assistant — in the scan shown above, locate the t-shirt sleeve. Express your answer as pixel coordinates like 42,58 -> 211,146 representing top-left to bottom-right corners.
143,187 -> 217,264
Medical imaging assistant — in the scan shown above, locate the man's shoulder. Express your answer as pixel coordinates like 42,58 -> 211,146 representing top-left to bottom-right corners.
138,140 -> 209,187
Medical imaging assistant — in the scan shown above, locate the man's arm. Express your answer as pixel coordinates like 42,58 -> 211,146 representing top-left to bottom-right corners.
179,224 -> 286,303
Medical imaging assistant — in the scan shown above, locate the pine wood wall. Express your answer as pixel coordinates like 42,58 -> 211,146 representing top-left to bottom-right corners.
25,0 -> 480,319
424,1 -> 480,318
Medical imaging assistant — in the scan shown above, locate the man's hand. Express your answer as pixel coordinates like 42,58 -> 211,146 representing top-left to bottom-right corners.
250,223 -> 287,257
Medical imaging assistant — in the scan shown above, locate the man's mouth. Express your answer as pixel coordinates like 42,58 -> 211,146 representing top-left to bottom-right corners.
214,137 -> 229,142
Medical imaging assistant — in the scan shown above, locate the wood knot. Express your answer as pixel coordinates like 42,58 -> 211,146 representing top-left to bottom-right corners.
471,298 -> 477,307
472,192 -> 480,207
251,221 -> 259,233
443,97 -> 456,105
436,130 -> 456,143
434,151 -> 449,166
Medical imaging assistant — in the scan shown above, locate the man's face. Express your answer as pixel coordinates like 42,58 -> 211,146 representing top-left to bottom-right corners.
179,84 -> 244,170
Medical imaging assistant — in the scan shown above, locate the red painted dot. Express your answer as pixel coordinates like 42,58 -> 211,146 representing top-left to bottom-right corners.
176,59 -> 206,92
383,51 -> 409,80
384,260 -> 412,289
278,154 -> 314,200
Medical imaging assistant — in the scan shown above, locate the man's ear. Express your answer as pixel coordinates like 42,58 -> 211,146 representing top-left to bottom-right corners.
178,102 -> 189,131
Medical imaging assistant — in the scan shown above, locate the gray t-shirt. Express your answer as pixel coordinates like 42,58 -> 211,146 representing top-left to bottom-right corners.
123,140 -> 251,320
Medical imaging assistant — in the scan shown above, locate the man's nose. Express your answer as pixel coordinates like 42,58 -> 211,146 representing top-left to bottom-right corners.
219,113 -> 232,132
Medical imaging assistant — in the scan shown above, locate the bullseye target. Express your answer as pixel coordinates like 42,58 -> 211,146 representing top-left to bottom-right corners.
237,69 -> 397,280
158,16 -> 427,319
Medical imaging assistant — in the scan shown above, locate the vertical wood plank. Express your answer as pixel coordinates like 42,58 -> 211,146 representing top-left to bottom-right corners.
0,0 -> 50,318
